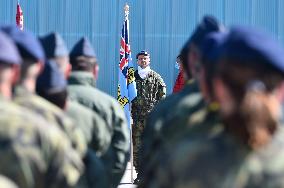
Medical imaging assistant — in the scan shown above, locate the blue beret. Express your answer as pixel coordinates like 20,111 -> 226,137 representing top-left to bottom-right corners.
0,31 -> 22,65
180,15 -> 223,66
219,26 -> 284,74
70,37 -> 96,59
39,32 -> 68,59
1,25 -> 45,62
136,50 -> 150,59
190,15 -> 223,47
200,31 -> 228,62
36,60 -> 66,92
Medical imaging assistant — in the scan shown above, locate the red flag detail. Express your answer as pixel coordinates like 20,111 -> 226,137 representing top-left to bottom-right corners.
16,2 -> 24,30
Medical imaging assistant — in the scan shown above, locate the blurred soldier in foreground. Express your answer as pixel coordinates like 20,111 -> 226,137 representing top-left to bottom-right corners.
131,50 -> 166,183
37,60 -> 108,188
152,26 -> 284,188
142,31 -> 227,187
140,15 -> 222,185
1,26 -> 86,157
0,29 -> 82,188
39,32 -> 111,157
67,37 -> 129,187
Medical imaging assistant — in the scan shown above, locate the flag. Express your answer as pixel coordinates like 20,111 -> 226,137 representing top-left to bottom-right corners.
16,1 -> 24,30
117,5 -> 137,129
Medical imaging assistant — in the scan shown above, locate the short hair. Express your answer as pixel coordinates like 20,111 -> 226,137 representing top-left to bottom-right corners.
70,56 -> 97,71
37,89 -> 67,110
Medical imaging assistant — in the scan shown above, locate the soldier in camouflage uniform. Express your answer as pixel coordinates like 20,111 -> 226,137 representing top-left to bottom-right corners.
151,26 -> 284,188
140,16 -> 223,185
0,98 -> 83,188
141,31 -> 227,187
1,26 -> 87,157
131,50 -> 166,183
0,29 -> 83,188
37,59 -> 109,188
39,32 -> 111,157
67,37 -> 129,187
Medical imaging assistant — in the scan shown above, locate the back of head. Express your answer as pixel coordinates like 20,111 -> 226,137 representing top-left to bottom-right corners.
199,31 -> 228,97
191,15 -> 223,47
39,32 -> 68,59
216,26 -> 284,148
1,25 -> 45,81
69,37 -> 97,72
39,32 -> 70,77
0,30 -> 22,96
0,30 -> 22,66
180,15 -> 223,78
1,25 -> 45,63
36,60 -> 67,109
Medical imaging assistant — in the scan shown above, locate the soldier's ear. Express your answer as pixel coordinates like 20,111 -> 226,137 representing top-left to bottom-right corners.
275,81 -> 284,103
65,63 -> 72,79
92,64 -> 99,80
37,61 -> 45,74
213,78 -> 235,115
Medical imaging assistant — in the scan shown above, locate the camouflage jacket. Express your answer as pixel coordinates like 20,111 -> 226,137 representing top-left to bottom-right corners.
141,101 -> 222,187
0,96 -> 83,188
13,86 -> 87,157
68,71 -> 129,187
132,69 -> 166,122
140,80 -> 201,175
151,126 -> 284,188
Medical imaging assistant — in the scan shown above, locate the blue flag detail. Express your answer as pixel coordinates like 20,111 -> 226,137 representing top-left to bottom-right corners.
117,14 -> 137,129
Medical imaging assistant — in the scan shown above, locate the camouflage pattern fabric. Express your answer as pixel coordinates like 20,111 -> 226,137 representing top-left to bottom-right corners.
141,104 -> 222,187
0,96 -> 83,188
13,86 -> 87,157
149,125 -> 284,188
132,120 -> 146,172
68,71 -> 129,188
139,80 -> 200,180
132,70 -> 166,122
131,69 -> 166,173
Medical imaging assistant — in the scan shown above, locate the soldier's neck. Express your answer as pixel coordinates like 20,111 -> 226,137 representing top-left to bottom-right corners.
0,83 -> 12,99
21,78 -> 36,93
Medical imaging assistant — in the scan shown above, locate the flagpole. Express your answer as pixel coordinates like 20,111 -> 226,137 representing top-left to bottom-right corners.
124,3 -> 135,184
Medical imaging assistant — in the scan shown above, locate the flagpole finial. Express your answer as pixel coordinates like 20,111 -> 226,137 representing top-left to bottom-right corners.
124,3 -> 129,18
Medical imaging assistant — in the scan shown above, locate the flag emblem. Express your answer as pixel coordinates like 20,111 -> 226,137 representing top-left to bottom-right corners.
117,5 -> 137,128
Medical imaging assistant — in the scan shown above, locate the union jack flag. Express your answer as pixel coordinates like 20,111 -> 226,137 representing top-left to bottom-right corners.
117,7 -> 137,129
16,1 -> 24,30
